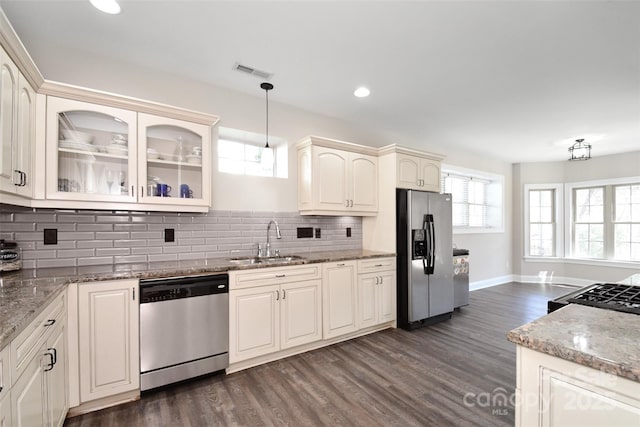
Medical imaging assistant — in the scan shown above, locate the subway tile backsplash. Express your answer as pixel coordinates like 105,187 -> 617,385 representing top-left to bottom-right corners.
0,205 -> 362,269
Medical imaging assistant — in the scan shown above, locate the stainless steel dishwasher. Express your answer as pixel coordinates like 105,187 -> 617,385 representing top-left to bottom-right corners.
139,274 -> 228,391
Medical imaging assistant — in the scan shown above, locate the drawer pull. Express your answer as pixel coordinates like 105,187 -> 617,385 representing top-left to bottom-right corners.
337,263 -> 345,267
0,386 -> 3,393
44,319 -> 56,327
374,264 -> 383,267
275,274 -> 286,278
44,352 -> 54,372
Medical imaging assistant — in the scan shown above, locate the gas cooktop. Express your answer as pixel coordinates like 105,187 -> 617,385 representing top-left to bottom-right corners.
548,283 -> 640,315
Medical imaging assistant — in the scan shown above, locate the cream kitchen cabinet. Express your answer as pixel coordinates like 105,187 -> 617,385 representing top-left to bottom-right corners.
0,392 -> 10,427
516,346 -> 640,427
357,257 -> 396,329
396,152 -> 441,192
77,279 -> 139,403
8,292 -> 67,427
42,95 -> 214,212
0,45 -> 35,199
298,136 -> 378,216
322,261 -> 358,339
229,265 -> 323,363
137,112 -> 211,208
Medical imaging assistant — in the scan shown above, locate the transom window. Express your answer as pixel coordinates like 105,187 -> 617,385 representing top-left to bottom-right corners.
217,127 -> 288,178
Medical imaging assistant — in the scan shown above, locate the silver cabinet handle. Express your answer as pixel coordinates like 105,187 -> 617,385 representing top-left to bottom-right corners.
337,263 -> 345,267
282,289 -> 286,300
374,264 -> 383,267
345,199 -> 349,207
141,186 -> 144,197
276,290 -> 280,301
375,276 -> 379,285
350,200 -> 353,207
379,276 -> 383,284
275,274 -> 286,278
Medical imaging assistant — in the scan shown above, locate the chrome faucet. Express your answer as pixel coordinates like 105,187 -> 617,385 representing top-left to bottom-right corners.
258,219 -> 281,257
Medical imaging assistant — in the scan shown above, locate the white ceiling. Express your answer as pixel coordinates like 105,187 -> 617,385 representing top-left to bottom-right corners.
1,0 -> 639,163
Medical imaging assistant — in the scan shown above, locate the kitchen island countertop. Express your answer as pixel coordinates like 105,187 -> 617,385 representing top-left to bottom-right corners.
508,303 -> 640,383
0,249 -> 394,351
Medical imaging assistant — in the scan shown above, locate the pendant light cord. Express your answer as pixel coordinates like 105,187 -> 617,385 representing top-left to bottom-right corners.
260,82 -> 274,149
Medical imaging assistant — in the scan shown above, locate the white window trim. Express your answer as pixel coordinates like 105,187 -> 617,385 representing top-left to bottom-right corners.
523,183 -> 564,258
564,176 -> 640,262
442,164 -> 505,234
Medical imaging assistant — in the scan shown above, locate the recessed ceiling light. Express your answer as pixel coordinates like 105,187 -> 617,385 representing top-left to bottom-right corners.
90,0 -> 121,15
354,87 -> 370,98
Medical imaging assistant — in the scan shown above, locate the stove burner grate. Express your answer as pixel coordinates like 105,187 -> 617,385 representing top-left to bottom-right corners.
567,283 -> 640,315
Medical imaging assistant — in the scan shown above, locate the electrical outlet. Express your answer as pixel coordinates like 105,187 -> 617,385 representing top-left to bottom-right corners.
297,227 -> 313,238
346,227 -> 352,237
315,228 -> 321,238
43,229 -> 58,245
164,228 -> 175,242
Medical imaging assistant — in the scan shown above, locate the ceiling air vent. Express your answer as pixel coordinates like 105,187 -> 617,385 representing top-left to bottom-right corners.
233,63 -> 273,80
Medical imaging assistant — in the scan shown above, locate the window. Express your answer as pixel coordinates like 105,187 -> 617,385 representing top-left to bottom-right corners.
524,184 -> 563,258
217,127 -> 288,178
441,165 -> 504,233
573,187 -> 604,258
565,178 -> 640,263
614,184 -> 640,261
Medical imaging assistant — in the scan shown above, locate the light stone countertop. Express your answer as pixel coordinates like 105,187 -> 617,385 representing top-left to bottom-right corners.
507,303 -> 640,383
0,249 -> 394,352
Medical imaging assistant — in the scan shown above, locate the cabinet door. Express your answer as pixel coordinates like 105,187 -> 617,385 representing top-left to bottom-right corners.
0,47 -> 18,193
229,284 -> 280,363
47,322 -> 67,427
45,97 -> 138,203
0,392 -> 11,427
357,274 -> 378,329
281,280 -> 322,349
11,341 -> 45,427
396,153 -> 420,190
78,280 -> 139,402
420,158 -> 441,193
14,74 -> 35,198
322,261 -> 358,339
313,146 -> 348,211
349,153 -> 378,212
378,271 -> 396,324
137,113 -> 211,208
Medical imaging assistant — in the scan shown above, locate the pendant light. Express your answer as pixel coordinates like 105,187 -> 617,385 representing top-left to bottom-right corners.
568,138 -> 592,161
260,82 -> 274,148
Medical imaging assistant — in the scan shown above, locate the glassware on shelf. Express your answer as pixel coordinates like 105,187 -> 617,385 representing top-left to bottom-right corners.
119,171 -> 127,195
174,136 -> 186,163
105,169 -> 114,195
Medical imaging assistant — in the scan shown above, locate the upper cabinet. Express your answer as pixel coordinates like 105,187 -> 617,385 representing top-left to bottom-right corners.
41,93 -> 215,212
298,136 -> 378,216
0,45 -> 35,200
378,145 -> 445,193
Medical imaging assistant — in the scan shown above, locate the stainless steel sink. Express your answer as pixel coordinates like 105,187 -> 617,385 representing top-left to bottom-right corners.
228,255 -> 305,265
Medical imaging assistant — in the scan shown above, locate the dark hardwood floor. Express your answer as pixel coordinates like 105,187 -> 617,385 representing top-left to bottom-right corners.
64,282 -> 573,427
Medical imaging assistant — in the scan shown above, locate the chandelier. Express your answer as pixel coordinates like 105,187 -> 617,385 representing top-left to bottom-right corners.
568,139 -> 591,161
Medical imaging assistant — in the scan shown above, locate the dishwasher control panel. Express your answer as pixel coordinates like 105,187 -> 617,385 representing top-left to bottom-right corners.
140,274 -> 228,304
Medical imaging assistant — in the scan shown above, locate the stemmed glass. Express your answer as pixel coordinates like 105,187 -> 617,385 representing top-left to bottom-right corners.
105,169 -> 114,195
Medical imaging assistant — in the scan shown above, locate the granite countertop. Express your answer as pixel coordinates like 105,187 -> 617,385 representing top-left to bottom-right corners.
507,304 -> 640,383
0,249 -> 394,351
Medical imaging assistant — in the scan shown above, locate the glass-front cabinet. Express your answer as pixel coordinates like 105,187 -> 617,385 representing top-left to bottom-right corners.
45,97 -> 212,211
45,97 -> 138,203
137,113 -> 211,208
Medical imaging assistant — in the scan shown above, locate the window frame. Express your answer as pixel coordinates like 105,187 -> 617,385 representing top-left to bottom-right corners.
523,184 -> 564,258
441,165 -> 504,234
563,176 -> 640,267
217,127 -> 288,179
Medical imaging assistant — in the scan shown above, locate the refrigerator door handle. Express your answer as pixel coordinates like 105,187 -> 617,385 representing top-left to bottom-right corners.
423,214 -> 435,275
429,215 -> 436,274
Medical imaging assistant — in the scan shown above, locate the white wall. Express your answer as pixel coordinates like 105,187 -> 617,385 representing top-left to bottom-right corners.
46,56 -> 514,283
513,151 -> 640,284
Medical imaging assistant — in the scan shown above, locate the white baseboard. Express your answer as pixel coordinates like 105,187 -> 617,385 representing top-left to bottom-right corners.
470,275 -> 515,291
514,275 -> 594,287
469,274 -> 595,291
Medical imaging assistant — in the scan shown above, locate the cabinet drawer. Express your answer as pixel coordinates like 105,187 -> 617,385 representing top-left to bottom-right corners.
358,257 -> 396,273
0,345 -> 9,402
230,264 -> 322,289
11,291 -> 65,384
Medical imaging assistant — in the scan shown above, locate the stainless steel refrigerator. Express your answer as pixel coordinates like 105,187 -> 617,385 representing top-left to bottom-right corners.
397,189 -> 454,330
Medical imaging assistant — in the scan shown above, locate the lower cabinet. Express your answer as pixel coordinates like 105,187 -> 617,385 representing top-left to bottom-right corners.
0,392 -> 10,427
357,257 -> 396,329
77,280 -> 139,403
322,261 -> 358,339
229,279 -> 322,363
9,294 -> 67,427
516,346 -> 640,427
